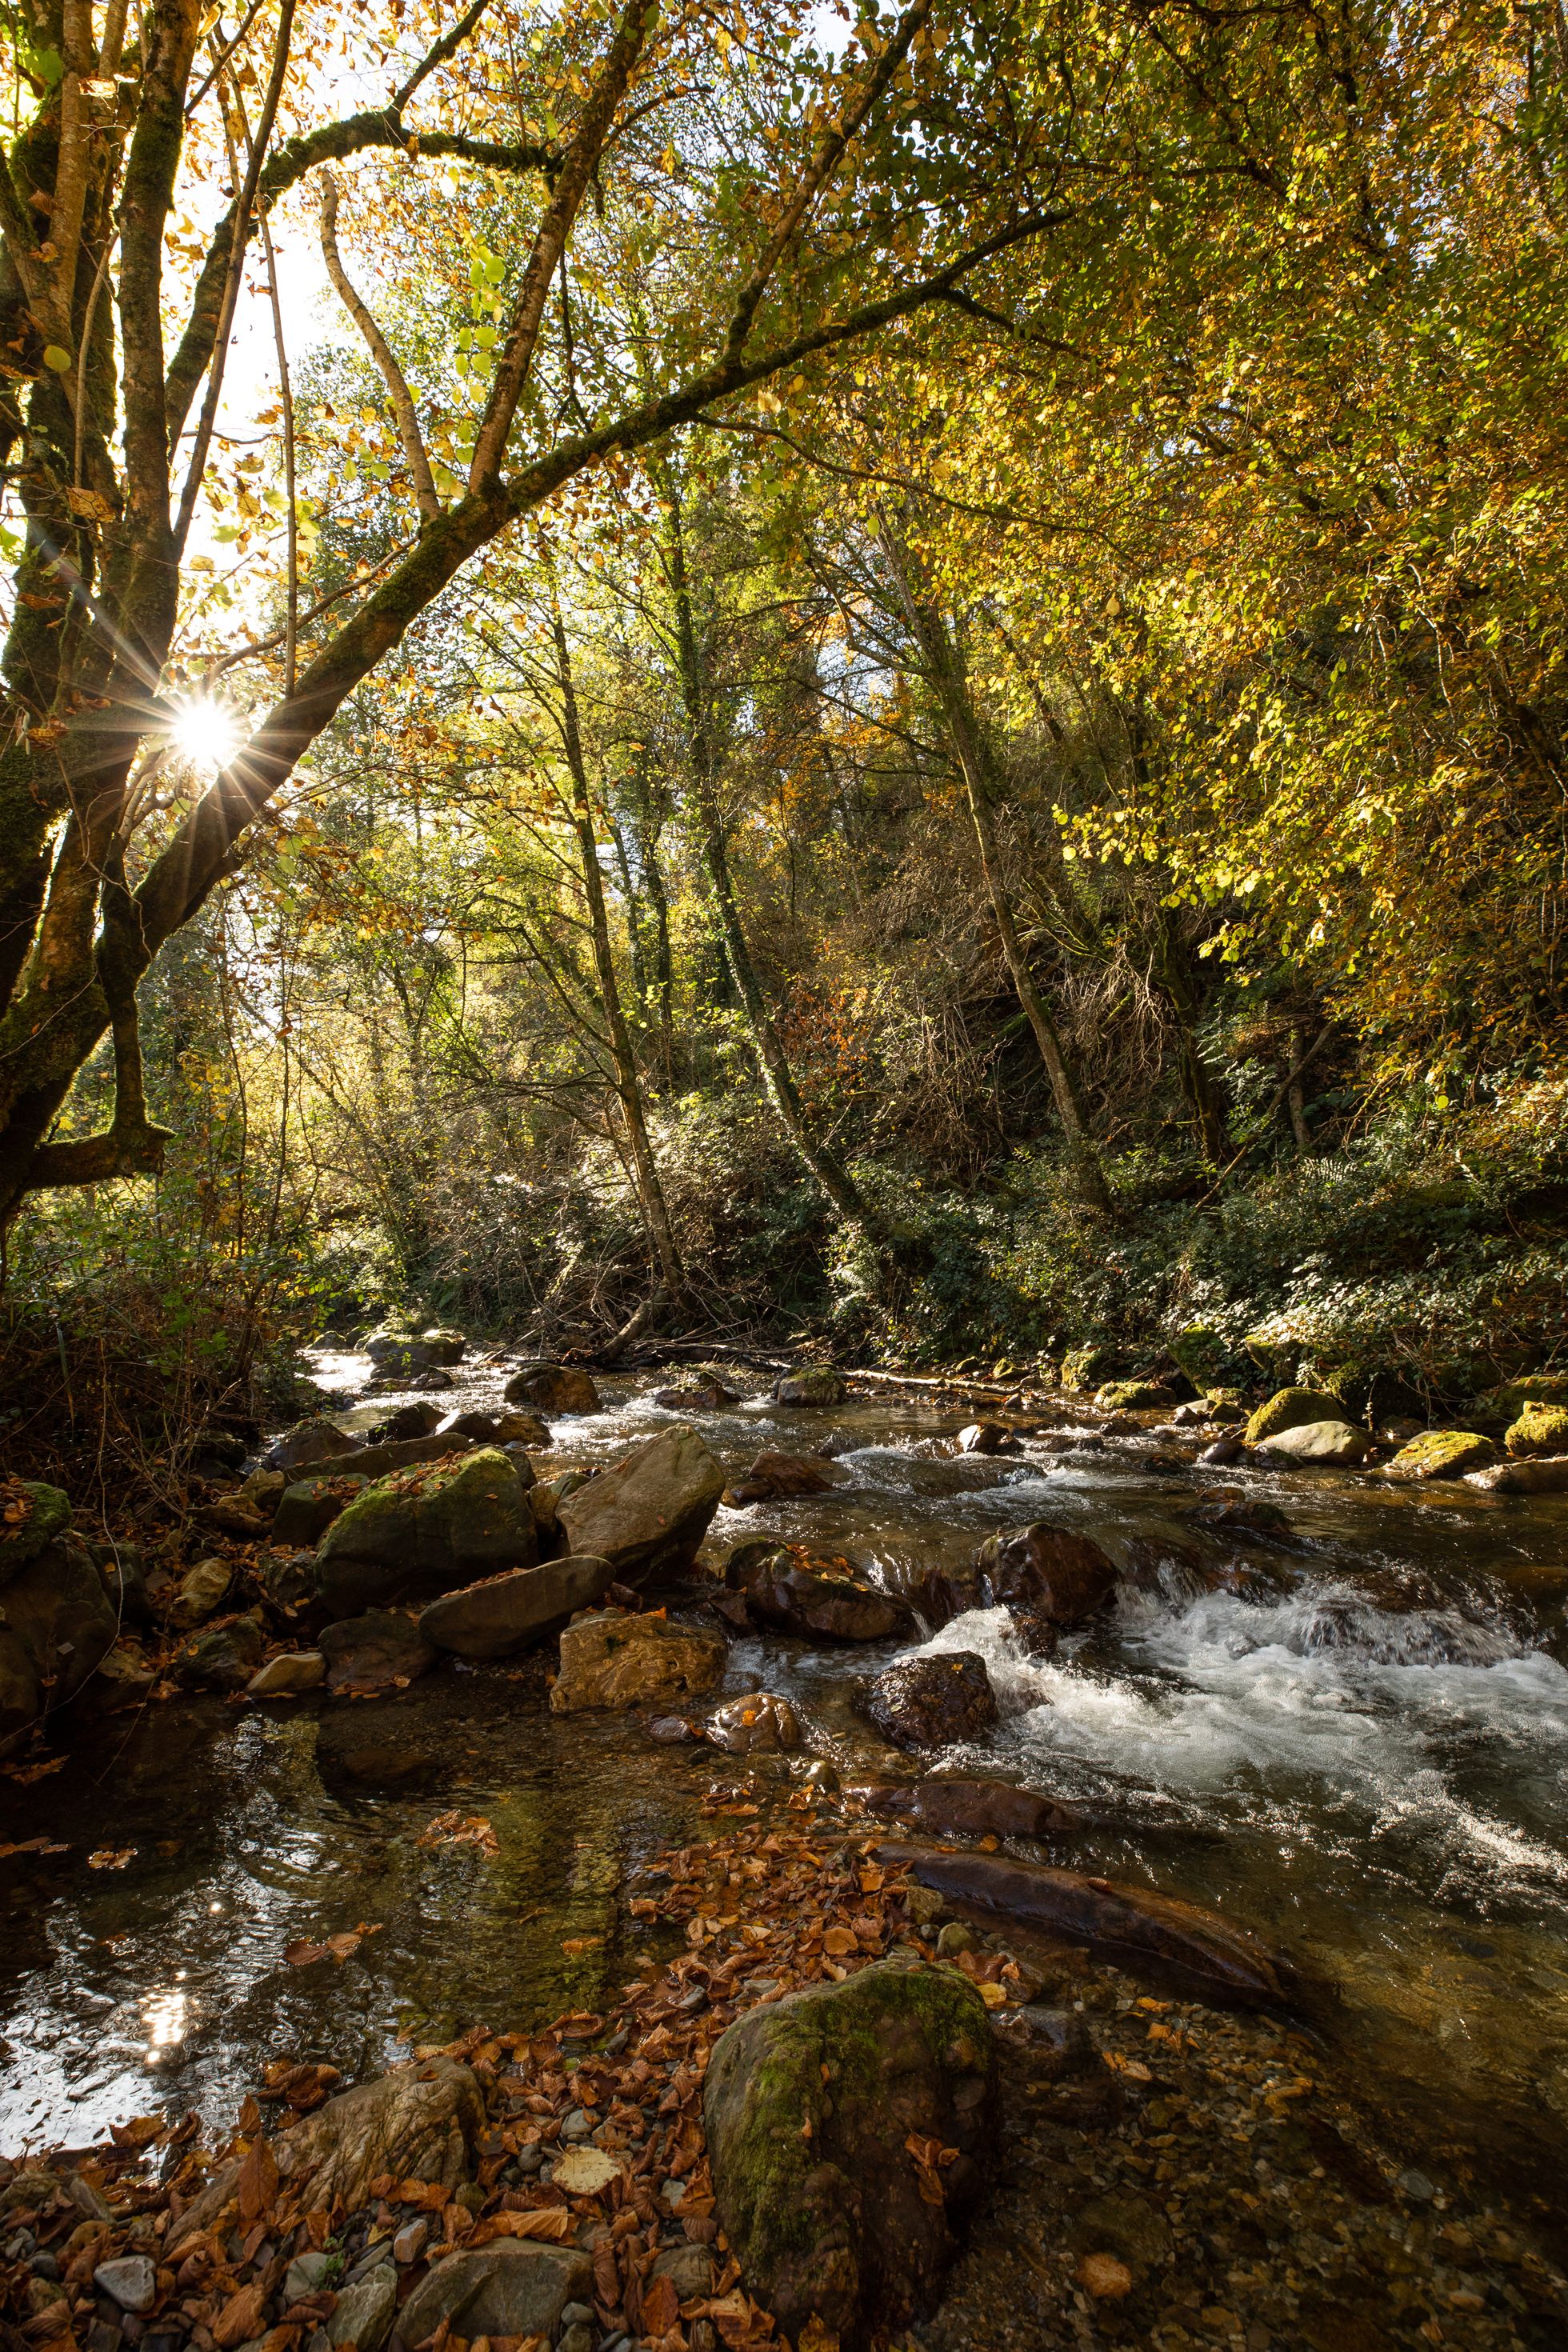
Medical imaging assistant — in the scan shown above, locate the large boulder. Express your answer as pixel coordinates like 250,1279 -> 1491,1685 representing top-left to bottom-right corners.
1466,1455 -> 1568,1494
705,1957 -> 996,2350
1093,1381 -> 1170,1413
724,1450 -> 838,1505
418,1554 -> 615,1659
919,1522 -> 1117,1631
502,1360 -> 602,1415
363,1326 -> 466,1376
1386,1430 -> 1498,1481
1254,1418 -> 1372,1466
773,1365 -> 848,1406
318,1610 -> 437,1693
1244,1388 -> 1343,1446
263,1417 -> 358,1474
549,1609 -> 726,1713
334,1430 -> 476,1482
1506,1402 -> 1568,1458
1061,1345 -> 1116,1391
726,1545 -> 914,1642
397,2244 -> 592,2347
0,1494 -> 118,1752
861,1652 -> 998,1752
557,1424 -> 725,1583
315,1448 -> 536,1617
273,1473 -> 368,1548
1476,1372 -> 1568,1422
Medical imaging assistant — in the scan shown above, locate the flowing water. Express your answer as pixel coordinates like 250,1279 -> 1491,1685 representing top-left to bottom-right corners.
5,1350 -> 1568,2218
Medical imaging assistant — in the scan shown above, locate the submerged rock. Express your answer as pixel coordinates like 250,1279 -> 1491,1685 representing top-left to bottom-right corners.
890,1846 -> 1294,2009
706,1692 -> 802,1752
1244,1388 -> 1345,1445
1254,1418 -> 1372,1466
549,1609 -> 726,1712
502,1360 -> 602,1415
397,2242 -> 592,2347
318,1610 -> 437,1693
861,1651 -> 998,1752
851,1775 -> 1090,1842
704,1956 -> 996,2350
725,1545 -> 914,1642
316,1448 -> 536,1617
773,1364 -> 849,1406
1188,1490 -> 1300,1547
418,1554 -> 615,1658
557,1424 -> 725,1582
1386,1430 -> 1498,1480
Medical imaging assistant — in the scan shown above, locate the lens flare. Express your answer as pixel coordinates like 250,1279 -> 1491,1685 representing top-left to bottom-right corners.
170,697 -> 242,773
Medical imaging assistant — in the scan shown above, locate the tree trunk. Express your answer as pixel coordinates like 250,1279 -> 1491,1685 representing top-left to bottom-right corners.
1154,914 -> 1229,1167
547,599 -> 684,1299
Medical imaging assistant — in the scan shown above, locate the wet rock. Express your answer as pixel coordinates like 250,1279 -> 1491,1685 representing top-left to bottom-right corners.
861,1652 -> 998,1752
772,1365 -> 849,1406
723,1450 -> 838,1506
1506,1401 -> 1568,1458
258,1549 -> 318,1611
939,1521 -> 1118,1628
325,2264 -> 396,2350
557,1424 -> 726,1583
724,1546 -> 914,1642
650,1713 -> 702,1742
1476,1372 -> 1568,1422
396,2242 -> 592,2346
272,1474 -> 367,1549
1067,2187 -> 1171,2285
171,1557 -> 231,1627
86,1638 -> 156,1714
502,1361 -> 602,1415
1188,1490 -> 1300,1547
550,1610 -> 726,1713
273,2056 -> 482,2214
318,1610 -> 436,1694
890,1846 -> 1294,2009
363,1326 -> 466,1376
418,1554 -> 616,1659
1254,1418 -> 1373,1466
173,1614 -> 265,1692
706,1693 -> 801,1753
705,1956 -> 996,2350
1466,1455 -> 1568,1494
246,1650 -> 326,1698
1093,1381 -> 1170,1413
263,1418 -> 358,1475
956,1422 -> 1022,1456
851,1775 -> 1090,1842
316,1449 -> 536,1618
370,1402 -> 444,1442
1198,1435 -> 1246,1466
1244,1388 -> 1344,1445
653,1374 -> 739,1411
409,1368 -> 455,1393
1386,1430 -> 1498,1480
1062,1345 -> 1117,1391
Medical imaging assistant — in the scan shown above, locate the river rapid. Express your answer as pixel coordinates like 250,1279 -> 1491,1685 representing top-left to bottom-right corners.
4,1349 -> 1568,2221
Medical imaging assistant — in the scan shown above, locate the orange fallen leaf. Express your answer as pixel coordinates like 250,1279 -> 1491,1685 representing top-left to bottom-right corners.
87,1846 -> 134,1870
0,1835 -> 68,1858
470,2208 -> 574,2245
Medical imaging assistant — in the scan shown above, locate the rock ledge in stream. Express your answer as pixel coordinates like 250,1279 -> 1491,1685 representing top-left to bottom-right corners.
919,1521 -> 1118,1631
418,1553 -> 615,1658
861,1651 -> 998,1752
705,1955 -> 996,2350
557,1424 -> 725,1583
888,1846 -> 1295,2010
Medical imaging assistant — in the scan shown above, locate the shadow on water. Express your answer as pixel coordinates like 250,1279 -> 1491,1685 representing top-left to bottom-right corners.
4,1355 -> 1568,2219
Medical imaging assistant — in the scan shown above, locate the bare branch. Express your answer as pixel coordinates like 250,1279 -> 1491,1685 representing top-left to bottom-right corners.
318,168 -> 440,525
393,0 -> 493,111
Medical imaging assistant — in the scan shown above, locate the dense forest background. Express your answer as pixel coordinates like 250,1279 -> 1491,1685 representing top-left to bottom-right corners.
1,0 -> 1565,1509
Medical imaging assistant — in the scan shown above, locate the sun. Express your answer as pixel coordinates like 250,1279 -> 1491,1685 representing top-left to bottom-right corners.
169,697 -> 242,773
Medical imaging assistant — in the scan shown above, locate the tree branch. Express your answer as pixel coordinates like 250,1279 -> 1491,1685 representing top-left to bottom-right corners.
318,168 -> 440,523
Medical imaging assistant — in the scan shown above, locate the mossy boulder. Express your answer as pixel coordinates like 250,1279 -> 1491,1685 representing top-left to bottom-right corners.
174,1614 -> 266,1693
274,1473 -> 368,1549
773,1364 -> 849,1406
704,1957 -> 997,2350
1244,1388 -> 1344,1446
364,1326 -> 466,1376
315,1448 -> 536,1618
1094,1380 -> 1170,1413
502,1361 -> 602,1415
1061,1345 -> 1116,1391
1386,1430 -> 1498,1482
1477,1372 -> 1568,1422
1505,1402 -> 1568,1459
0,1480 -> 73,1580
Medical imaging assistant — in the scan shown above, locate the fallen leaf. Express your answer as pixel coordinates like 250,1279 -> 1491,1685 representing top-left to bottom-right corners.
470,2208 -> 574,2245
641,2275 -> 680,2334
550,2145 -> 619,2195
87,1847 -> 135,1870
417,1811 -> 499,1856
237,2133 -> 278,2224
0,1835 -> 68,1858
561,1935 -> 602,1956
212,2281 -> 269,2348
1078,2253 -> 1133,2300
821,1926 -> 856,1956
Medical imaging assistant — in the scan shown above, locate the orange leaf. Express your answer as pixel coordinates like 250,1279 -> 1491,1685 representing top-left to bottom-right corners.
237,2134 -> 278,2226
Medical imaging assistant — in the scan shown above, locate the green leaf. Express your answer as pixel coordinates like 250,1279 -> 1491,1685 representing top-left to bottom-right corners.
42,345 -> 73,372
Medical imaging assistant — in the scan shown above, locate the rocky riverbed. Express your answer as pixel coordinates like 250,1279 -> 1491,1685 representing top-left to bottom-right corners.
4,1337 -> 1568,2349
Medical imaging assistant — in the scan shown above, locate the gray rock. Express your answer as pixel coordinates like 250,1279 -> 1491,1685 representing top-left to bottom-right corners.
772,1366 -> 848,1406
557,1424 -> 726,1583
283,2251 -> 334,2303
326,2263 -> 396,2350
246,1650 -> 326,1698
93,2258 -> 155,2314
651,2244 -> 714,2302
395,2243 -> 592,2346
273,1475 -> 367,1549
316,1449 -> 535,1618
331,1432 -> 476,1484
418,1554 -> 615,1659
558,2329 -> 592,2352
1256,1418 -> 1372,1466
263,1418 -> 358,1475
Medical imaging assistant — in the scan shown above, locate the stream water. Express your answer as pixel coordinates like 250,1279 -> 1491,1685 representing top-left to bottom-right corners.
5,1350 -> 1568,2221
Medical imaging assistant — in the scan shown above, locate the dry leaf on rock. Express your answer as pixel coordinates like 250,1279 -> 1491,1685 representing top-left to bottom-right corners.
470,2208 -> 575,2246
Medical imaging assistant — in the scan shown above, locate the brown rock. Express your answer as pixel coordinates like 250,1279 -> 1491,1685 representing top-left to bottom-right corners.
502,1361 -> 602,1415
852,1776 -> 1090,1842
861,1652 -> 998,1751
706,1692 -> 802,1752
723,1450 -> 838,1506
318,1610 -> 437,1693
918,1522 -> 1117,1630
957,1422 -> 1022,1456
557,1424 -> 726,1583
548,1609 -> 726,1712
418,1554 -> 615,1658
725,1545 -> 914,1642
